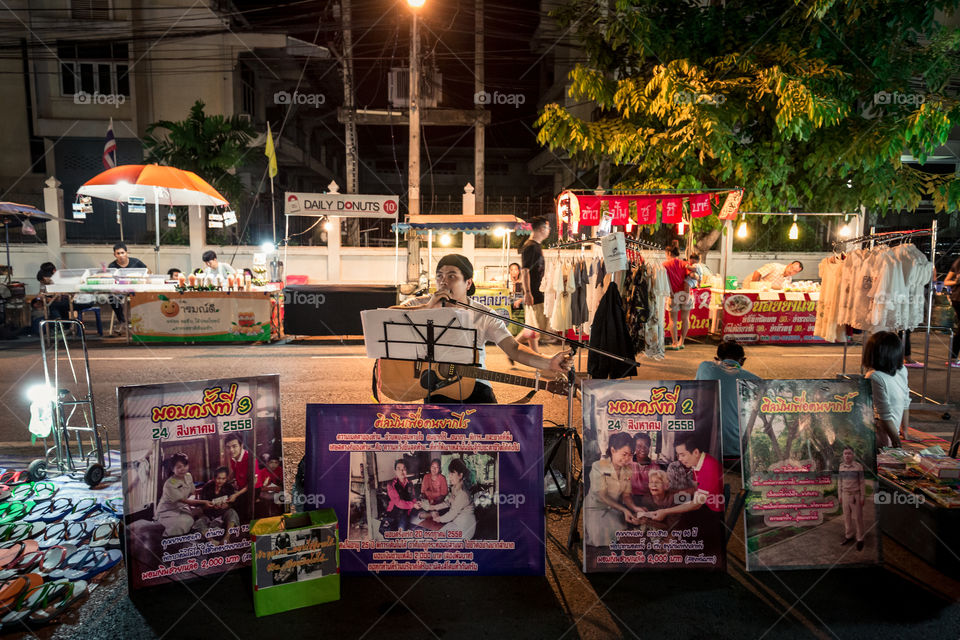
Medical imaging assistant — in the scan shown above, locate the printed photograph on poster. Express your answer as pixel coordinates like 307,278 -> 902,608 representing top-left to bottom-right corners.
738,378 -> 880,571
253,526 -> 338,589
118,375 -> 285,590
347,452 -> 498,542
581,380 -> 725,573
305,404 -> 545,575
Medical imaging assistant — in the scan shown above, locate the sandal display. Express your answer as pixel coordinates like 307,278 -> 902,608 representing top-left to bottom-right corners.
9,482 -> 58,503
49,548 -> 122,582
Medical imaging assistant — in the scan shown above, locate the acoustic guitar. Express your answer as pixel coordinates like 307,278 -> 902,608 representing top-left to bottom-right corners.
376,358 -> 569,402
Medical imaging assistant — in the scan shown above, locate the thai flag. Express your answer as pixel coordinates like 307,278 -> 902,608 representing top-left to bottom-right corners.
103,117 -> 117,169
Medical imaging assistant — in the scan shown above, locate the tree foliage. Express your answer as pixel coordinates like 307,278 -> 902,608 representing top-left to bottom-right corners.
536,0 -> 960,219
143,100 -> 256,206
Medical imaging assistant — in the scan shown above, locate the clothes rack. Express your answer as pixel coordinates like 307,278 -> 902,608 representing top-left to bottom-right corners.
833,222 -> 953,416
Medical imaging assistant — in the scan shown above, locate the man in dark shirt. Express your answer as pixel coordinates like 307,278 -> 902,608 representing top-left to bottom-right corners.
107,242 -> 148,331
521,216 -> 550,354
197,466 -> 240,545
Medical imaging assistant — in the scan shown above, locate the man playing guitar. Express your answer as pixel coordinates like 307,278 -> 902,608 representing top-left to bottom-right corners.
391,253 -> 573,404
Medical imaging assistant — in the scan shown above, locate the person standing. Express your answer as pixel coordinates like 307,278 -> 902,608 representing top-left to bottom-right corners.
944,257 -> 960,368
838,445 -> 866,551
663,245 -> 692,349
696,340 -> 760,461
520,217 -> 550,354
107,242 -> 148,333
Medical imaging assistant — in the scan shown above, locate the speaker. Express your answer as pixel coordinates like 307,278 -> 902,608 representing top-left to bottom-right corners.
543,426 -> 579,504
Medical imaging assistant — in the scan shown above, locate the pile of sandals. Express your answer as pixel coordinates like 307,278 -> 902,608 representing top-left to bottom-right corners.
0,470 -> 123,631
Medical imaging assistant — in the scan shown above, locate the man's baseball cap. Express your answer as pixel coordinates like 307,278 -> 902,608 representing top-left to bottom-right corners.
437,254 -> 475,296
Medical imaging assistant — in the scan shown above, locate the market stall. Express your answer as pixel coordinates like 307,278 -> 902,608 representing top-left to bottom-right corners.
391,214 -> 533,322
46,268 -> 282,343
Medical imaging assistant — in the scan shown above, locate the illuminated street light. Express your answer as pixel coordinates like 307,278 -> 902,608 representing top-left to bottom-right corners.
788,214 -> 799,240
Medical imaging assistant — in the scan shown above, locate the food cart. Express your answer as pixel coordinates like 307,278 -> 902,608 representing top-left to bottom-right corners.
46,268 -> 282,343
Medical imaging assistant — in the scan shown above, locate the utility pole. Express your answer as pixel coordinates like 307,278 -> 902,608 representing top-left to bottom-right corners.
406,1 -> 422,281
341,0 -> 360,245
474,0 -> 485,215
408,9 -> 421,216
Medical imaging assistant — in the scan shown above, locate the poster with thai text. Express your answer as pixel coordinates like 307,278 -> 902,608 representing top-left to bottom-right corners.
581,380 -> 725,572
118,375 -> 285,590
722,291 -> 823,344
739,378 -> 880,571
129,291 -> 273,342
304,404 -> 544,575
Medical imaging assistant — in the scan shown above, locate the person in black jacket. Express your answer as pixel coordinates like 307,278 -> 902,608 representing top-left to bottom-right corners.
588,283 -> 638,379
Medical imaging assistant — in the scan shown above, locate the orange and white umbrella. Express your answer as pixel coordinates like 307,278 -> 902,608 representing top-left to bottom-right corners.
77,164 -> 228,207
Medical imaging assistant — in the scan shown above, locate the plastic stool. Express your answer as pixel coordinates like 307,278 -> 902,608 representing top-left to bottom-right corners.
78,306 -> 103,336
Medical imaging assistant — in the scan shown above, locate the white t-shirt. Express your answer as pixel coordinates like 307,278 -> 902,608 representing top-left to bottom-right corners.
400,296 -> 512,373
866,367 -> 910,428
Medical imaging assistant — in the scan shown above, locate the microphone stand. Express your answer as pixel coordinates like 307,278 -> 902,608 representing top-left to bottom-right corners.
441,296 -> 642,545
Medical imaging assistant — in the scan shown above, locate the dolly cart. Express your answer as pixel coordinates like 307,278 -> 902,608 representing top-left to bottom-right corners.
28,320 -> 111,487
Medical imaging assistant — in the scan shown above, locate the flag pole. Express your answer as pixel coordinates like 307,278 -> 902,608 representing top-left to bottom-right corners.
270,174 -> 276,246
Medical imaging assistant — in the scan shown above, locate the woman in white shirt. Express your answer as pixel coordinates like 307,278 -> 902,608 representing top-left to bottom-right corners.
862,331 -> 910,447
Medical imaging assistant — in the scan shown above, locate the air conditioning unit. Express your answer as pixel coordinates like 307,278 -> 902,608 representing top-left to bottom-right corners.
388,68 -> 441,108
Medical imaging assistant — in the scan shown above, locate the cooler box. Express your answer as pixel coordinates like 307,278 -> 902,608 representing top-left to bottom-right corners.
250,509 -> 340,616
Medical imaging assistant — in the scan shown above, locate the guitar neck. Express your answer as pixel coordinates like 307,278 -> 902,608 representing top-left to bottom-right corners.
453,364 -> 543,390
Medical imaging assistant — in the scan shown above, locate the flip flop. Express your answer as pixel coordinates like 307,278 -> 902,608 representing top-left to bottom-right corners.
27,579 -> 89,626
0,541 -> 35,570
0,522 -> 44,544
102,497 -> 124,518
62,497 -> 99,523
0,573 -> 42,612
49,548 -> 122,581
0,578 -> 87,628
9,483 -> 57,503
0,485 -> 9,502
0,501 -> 35,526
88,521 -> 121,549
0,472 -> 30,487
903,361 -> 924,368
24,497 -> 72,524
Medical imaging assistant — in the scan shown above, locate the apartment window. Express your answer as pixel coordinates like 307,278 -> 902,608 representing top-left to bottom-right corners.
58,42 -> 129,97
71,0 -> 111,20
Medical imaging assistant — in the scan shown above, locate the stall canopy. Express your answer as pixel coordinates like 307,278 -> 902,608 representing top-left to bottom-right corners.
392,215 -> 533,235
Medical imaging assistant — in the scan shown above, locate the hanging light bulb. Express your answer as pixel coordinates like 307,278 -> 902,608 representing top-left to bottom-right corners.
440,233 -> 452,246
838,214 -> 853,239
736,215 -> 748,238
788,214 -> 799,240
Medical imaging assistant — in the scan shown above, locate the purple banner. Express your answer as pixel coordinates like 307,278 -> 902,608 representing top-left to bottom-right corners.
305,404 -> 544,575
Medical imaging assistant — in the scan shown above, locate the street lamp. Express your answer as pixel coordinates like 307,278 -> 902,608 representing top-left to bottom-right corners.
407,0 -> 424,216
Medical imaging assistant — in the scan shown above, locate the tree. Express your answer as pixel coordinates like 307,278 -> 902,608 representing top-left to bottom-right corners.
536,0 -> 960,243
143,100 -> 256,207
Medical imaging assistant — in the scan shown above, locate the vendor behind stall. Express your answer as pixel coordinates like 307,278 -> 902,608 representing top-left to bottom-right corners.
201,250 -> 236,279
744,261 -> 803,290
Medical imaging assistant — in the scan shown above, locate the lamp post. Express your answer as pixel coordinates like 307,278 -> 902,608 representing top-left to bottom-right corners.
407,0 -> 424,216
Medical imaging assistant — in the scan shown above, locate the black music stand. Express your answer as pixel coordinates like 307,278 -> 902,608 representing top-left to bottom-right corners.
373,310 -> 479,402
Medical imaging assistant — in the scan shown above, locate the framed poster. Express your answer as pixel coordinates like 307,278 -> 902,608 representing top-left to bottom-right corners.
581,380 -> 725,572
304,404 -> 544,575
118,375 -> 285,590
739,378 -> 880,570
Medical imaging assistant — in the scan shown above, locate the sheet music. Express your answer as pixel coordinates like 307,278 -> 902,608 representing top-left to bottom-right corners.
361,308 -> 479,364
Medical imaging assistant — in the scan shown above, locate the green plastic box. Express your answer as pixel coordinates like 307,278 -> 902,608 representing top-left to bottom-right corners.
250,509 -> 340,616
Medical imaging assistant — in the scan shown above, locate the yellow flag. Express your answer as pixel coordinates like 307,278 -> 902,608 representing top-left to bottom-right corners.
264,122 -> 278,179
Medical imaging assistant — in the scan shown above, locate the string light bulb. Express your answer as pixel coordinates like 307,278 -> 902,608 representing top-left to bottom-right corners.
736,215 -> 748,238
788,214 -> 799,240
440,233 -> 452,246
